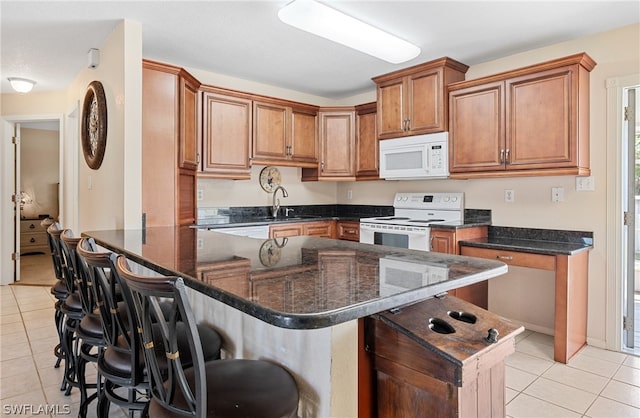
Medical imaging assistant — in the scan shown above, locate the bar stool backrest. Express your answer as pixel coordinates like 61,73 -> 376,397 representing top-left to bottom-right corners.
46,222 -> 65,283
77,238 -> 140,377
59,230 -> 95,316
116,255 -> 206,417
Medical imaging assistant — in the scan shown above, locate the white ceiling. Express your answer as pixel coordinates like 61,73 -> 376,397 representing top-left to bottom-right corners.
2,1 -> 639,100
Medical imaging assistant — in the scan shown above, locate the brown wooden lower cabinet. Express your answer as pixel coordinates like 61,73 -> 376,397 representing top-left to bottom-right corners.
430,226 -> 488,308
269,220 -> 336,239
363,296 -> 523,418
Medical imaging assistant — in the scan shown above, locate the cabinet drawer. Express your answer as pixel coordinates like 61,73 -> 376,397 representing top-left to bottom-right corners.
460,246 -> 555,271
337,221 -> 360,241
21,220 -> 45,233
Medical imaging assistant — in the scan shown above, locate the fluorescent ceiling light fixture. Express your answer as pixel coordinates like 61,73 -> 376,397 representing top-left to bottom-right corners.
278,0 -> 420,64
8,77 -> 36,93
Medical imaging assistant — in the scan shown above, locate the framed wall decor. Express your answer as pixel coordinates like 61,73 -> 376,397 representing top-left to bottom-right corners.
81,80 -> 108,170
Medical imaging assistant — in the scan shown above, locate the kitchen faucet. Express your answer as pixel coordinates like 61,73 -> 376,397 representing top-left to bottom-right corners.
271,185 -> 288,218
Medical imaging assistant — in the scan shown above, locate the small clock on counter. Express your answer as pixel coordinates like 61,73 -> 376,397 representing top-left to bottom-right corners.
259,166 -> 281,193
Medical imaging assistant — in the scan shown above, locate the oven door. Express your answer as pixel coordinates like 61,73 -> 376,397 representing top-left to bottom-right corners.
359,223 -> 430,251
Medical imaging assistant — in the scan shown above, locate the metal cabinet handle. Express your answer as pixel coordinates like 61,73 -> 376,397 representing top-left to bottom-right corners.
496,255 -> 513,260
505,148 -> 510,164
499,149 -> 505,163
29,224 -> 35,229
321,161 -> 325,172
30,238 -> 36,243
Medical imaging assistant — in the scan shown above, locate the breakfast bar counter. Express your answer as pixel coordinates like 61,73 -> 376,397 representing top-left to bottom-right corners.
83,226 -> 508,329
83,226 -> 512,418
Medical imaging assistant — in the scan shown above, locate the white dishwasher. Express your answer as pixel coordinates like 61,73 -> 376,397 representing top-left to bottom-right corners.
212,225 -> 270,239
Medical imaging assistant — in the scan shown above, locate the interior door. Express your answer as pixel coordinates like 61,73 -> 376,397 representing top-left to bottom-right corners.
13,123 -> 21,282
624,88 -> 638,349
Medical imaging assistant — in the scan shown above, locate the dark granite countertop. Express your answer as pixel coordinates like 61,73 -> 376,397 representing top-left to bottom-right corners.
83,227 -> 507,330
196,206 -> 492,230
459,226 -> 593,256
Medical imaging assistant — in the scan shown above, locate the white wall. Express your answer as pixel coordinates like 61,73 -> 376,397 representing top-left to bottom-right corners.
64,20 -> 142,232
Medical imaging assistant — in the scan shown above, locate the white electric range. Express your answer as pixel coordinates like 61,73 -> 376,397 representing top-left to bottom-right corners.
359,192 -> 464,252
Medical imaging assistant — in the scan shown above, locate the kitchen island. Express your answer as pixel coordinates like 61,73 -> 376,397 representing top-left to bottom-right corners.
84,226 -> 511,417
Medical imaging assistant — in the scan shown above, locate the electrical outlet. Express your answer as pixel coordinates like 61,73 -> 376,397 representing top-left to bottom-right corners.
504,189 -> 514,203
197,189 -> 204,201
576,176 -> 595,191
347,190 -> 353,200
551,187 -> 564,203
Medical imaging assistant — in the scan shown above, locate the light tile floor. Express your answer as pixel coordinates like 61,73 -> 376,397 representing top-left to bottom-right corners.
508,329 -> 640,418
1,285 -> 639,418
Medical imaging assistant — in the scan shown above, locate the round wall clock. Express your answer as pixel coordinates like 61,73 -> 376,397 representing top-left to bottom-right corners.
81,80 -> 108,170
259,166 -> 282,192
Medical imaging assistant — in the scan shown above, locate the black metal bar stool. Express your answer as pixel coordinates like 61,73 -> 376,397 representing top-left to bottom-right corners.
61,230 -> 106,417
77,238 -> 224,418
116,255 -> 299,418
45,222 -> 68,378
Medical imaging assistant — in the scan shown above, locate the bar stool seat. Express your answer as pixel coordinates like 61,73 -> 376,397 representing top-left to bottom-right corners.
148,359 -> 300,418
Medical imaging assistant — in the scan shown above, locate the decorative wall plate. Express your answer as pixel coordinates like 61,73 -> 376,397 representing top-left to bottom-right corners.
81,80 -> 108,170
259,166 -> 282,192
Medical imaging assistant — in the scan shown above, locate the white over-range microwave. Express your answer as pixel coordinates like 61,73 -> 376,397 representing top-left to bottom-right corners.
379,132 -> 449,180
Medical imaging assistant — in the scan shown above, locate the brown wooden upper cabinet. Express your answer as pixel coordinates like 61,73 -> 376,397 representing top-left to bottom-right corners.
200,87 -> 253,180
142,60 -> 198,227
372,57 -> 468,140
302,108 -> 356,181
355,102 -> 379,180
448,53 -> 596,178
178,73 -> 200,170
252,99 -> 319,168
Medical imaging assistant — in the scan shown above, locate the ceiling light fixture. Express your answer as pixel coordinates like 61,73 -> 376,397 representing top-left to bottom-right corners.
8,77 -> 36,93
278,0 -> 420,64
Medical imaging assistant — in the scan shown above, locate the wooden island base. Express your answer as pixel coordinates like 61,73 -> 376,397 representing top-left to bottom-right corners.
363,295 -> 523,418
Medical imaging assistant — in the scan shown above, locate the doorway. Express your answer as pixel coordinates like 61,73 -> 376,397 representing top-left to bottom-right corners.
17,121 -> 61,286
624,86 -> 640,354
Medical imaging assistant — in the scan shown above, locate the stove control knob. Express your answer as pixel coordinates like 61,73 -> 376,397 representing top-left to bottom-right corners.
451,196 -> 458,202
443,195 -> 450,202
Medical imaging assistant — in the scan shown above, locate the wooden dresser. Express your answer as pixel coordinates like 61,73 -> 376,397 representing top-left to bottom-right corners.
20,219 -> 50,255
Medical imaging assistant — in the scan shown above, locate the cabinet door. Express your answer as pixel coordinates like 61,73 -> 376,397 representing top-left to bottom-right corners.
430,229 -> 456,254
178,74 -> 200,170
201,91 -> 252,179
376,78 -> 406,139
253,101 -> 289,162
290,108 -> 318,165
449,81 -> 505,173
406,68 -> 443,134
355,106 -> 379,179
319,110 -> 355,178
506,66 -> 575,170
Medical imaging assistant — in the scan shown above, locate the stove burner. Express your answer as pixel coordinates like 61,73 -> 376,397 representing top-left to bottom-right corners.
408,219 -> 445,224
